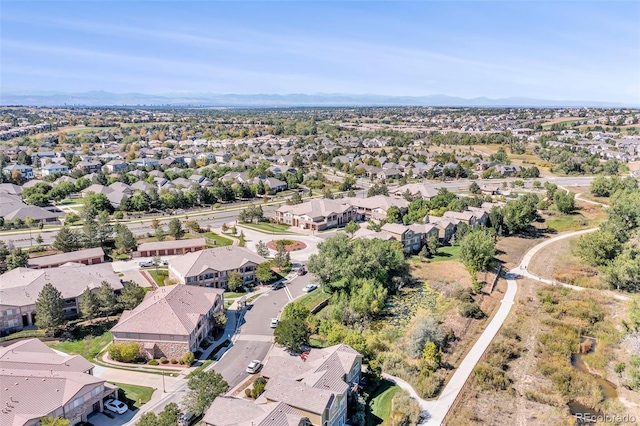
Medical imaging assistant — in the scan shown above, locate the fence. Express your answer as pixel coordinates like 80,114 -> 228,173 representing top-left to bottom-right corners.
489,264 -> 502,293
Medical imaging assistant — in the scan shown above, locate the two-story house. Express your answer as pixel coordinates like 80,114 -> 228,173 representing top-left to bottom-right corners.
203,344 -> 362,426
110,285 -> 224,359
42,162 -> 69,176
275,199 -> 357,231
168,246 -> 267,288
381,223 -> 421,253
2,164 -> 34,180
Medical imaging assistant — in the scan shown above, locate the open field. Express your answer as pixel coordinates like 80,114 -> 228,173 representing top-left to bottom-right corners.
528,235 -> 603,289
447,279 -> 640,425
49,329 -> 112,360
541,204 -> 607,233
430,245 -> 461,262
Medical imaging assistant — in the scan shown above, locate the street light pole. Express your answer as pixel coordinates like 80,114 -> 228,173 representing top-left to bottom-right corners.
162,372 -> 165,393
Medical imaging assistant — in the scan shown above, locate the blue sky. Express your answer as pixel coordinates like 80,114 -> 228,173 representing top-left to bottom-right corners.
2,1 -> 639,103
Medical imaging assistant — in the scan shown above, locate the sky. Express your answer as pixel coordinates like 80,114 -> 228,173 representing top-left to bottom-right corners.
1,1 -> 639,104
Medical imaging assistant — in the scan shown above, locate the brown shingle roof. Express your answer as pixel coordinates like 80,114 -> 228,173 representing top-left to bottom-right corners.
111,285 -> 223,336
169,247 -> 266,279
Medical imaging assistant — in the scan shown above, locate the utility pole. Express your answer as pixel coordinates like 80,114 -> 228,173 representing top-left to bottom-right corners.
162,371 -> 165,393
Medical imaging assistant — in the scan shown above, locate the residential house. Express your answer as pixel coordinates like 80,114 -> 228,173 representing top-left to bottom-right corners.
74,160 -> 102,174
342,195 -> 408,221
2,164 -> 34,180
110,285 -> 224,359
104,159 -> 129,173
41,162 -> 69,176
381,223 -> 421,253
0,263 -> 122,334
204,344 -> 362,426
390,183 -> 441,200
275,199 -> 357,231
0,339 -> 118,426
443,210 -> 488,227
428,217 -> 458,243
408,223 -> 440,245
168,246 -> 266,288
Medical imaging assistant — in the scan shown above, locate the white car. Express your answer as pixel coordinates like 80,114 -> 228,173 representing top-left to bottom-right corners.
302,284 -> 318,293
270,318 -> 279,328
104,399 -> 128,414
138,260 -> 154,267
246,360 -> 262,374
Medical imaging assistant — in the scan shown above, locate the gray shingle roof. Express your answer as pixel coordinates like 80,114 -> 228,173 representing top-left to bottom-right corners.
169,247 -> 266,278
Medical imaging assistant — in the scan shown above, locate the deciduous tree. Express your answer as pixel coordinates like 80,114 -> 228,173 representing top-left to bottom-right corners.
183,370 -> 228,415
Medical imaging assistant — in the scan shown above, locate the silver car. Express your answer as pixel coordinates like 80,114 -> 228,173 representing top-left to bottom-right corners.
246,359 -> 262,374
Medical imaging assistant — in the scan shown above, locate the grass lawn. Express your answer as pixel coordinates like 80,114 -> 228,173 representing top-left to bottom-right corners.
147,269 -> 168,286
49,328 -> 112,360
367,380 -> 401,425
224,291 -> 247,299
202,232 -> 233,247
297,289 -> 331,312
111,382 -> 154,409
431,245 -> 461,262
0,329 -> 46,342
239,222 -> 293,234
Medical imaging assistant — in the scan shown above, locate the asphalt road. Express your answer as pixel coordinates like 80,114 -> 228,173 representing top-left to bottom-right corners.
3,176 -> 595,248
209,270 -> 314,389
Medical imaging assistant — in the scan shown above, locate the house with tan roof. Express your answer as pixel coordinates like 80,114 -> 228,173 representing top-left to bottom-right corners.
168,247 -> 266,288
341,195 -> 408,221
27,247 -> 105,269
0,339 -> 117,426
111,284 -> 224,359
0,263 -> 122,335
275,199 -> 357,231
134,238 -> 206,258
204,344 -> 362,426
381,223 -> 421,253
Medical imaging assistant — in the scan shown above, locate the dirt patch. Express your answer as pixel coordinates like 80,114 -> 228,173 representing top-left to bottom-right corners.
496,234 -> 547,269
266,239 -> 307,252
528,235 -> 603,289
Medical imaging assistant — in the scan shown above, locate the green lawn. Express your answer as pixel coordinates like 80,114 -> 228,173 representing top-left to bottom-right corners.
297,289 -> 331,313
430,244 -> 461,262
203,232 -> 233,247
368,380 -> 401,425
147,269 -> 168,286
224,291 -> 247,299
239,222 -> 293,234
111,382 -> 154,409
48,329 -> 112,360
0,329 -> 46,342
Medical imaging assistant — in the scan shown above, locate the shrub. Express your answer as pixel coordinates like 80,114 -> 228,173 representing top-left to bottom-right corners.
113,211 -> 124,220
180,351 -> 195,366
108,342 -> 141,363
415,372 -> 444,398
170,358 -> 178,364
251,377 -> 267,399
245,388 -> 252,397
459,301 -> 485,319
148,359 -> 159,365
383,390 -> 421,426
472,362 -> 510,391
160,356 -> 168,364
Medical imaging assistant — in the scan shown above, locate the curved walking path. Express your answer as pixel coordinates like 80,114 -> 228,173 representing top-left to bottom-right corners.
387,226 -> 630,425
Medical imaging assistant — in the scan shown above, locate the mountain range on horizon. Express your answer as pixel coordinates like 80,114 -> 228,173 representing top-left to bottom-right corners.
0,91 -> 635,108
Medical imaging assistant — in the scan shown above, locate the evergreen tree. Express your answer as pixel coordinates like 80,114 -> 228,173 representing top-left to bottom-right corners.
35,283 -> 65,329
96,210 -> 113,247
53,225 -> 81,252
79,288 -> 100,321
118,281 -> 146,310
97,281 -> 117,316
82,214 -> 99,248
168,218 -> 185,240
114,224 -> 137,252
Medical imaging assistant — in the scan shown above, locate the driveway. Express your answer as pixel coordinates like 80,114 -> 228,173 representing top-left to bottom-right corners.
89,409 -> 136,426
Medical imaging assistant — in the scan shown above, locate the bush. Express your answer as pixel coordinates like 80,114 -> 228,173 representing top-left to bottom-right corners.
108,342 -> 141,363
245,388 -> 252,397
251,377 -> 267,399
148,359 -> 159,365
180,351 -> 195,366
160,356 -> 168,364
459,301 -> 485,319
473,362 -> 510,391
170,358 -> 178,364
415,372 -> 444,398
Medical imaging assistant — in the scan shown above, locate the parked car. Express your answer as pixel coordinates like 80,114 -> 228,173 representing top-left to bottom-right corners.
298,266 -> 307,275
270,318 -> 279,328
104,399 -> 128,414
246,359 -> 262,374
271,281 -> 284,290
179,412 -> 195,426
138,260 -> 154,267
302,284 -> 317,293
160,259 -> 168,265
